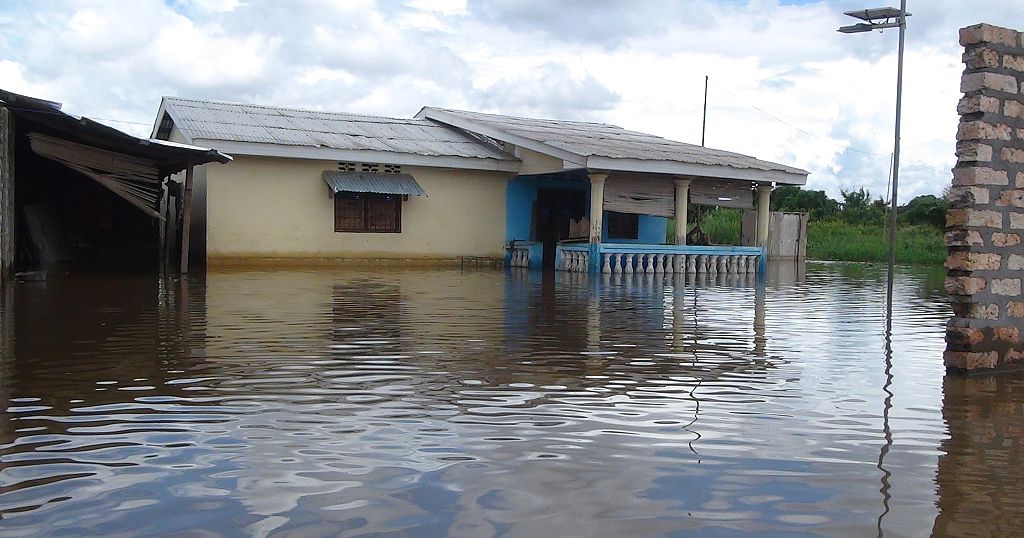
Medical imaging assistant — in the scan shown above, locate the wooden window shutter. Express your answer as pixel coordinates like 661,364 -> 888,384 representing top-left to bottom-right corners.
335,193 -> 365,232
366,194 -> 401,232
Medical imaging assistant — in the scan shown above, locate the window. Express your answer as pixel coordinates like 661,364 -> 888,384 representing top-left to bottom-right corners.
334,192 -> 402,233
607,211 -> 639,240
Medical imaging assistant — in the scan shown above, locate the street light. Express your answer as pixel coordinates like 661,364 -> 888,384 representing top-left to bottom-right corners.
839,2 -> 910,331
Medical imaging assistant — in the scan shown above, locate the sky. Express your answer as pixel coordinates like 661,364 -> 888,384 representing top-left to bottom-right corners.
1,0 -> 1022,203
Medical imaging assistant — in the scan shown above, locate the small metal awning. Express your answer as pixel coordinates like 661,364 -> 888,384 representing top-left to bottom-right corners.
322,171 -> 427,196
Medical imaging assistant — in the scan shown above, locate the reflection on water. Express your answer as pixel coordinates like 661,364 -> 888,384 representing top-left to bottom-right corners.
0,261 -> 1004,536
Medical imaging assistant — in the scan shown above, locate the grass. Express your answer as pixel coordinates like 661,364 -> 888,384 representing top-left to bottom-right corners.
667,209 -> 946,265
807,221 -> 946,265
666,208 -> 743,245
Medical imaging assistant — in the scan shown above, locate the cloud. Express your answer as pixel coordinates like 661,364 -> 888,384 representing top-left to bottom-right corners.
474,63 -> 620,120
1,0 -> 1023,202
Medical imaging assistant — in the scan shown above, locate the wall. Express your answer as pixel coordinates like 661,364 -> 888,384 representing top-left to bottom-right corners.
205,155 -> 511,262
945,24 -> 1024,371
741,211 -> 807,260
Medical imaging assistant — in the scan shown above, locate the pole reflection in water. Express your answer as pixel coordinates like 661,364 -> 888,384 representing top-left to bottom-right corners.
0,262 -> 967,536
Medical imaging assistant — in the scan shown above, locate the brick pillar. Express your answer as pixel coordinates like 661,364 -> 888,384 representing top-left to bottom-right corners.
945,24 -> 1024,372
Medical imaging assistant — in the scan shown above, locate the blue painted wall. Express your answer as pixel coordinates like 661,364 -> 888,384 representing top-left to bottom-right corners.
505,175 -> 588,243
602,214 -> 667,244
505,175 -> 668,244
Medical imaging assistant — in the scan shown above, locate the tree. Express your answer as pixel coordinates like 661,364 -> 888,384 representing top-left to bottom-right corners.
771,186 -> 839,221
839,187 -> 888,225
900,194 -> 948,228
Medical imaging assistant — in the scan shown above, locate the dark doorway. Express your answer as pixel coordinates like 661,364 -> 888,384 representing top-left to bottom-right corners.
12,119 -> 160,273
534,188 -> 586,271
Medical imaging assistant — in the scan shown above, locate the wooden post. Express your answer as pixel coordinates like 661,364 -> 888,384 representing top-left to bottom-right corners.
180,165 -> 194,273
0,107 -> 14,283
674,178 -> 691,245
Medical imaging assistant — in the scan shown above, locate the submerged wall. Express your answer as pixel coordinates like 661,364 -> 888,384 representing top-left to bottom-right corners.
945,24 -> 1024,371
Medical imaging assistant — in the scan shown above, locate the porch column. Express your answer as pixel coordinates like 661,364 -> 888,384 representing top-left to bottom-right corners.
588,173 -> 607,275
756,183 -> 772,247
588,173 -> 607,244
674,178 -> 691,245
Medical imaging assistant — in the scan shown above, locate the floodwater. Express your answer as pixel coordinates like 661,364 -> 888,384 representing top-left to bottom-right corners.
0,262 -> 1020,537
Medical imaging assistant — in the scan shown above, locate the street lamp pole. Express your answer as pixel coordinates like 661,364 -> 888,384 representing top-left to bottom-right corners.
839,2 -> 909,330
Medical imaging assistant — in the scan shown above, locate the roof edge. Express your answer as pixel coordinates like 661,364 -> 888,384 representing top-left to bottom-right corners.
193,139 -> 521,173
585,156 -> 809,185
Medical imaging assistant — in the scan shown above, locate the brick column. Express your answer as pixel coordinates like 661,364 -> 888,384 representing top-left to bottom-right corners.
945,24 -> 1024,371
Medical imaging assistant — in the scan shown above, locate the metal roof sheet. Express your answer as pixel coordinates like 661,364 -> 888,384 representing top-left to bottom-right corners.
323,171 -> 427,197
160,97 -> 514,162
419,107 -> 809,178
1,88 -> 230,173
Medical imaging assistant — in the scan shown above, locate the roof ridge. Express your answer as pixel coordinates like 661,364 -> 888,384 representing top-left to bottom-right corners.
429,107 -> 624,129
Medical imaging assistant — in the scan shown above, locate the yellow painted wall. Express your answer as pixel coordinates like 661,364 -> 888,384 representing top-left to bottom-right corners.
517,147 -> 564,175
205,156 -> 512,261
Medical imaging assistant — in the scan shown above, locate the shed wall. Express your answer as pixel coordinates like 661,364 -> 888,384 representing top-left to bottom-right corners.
205,156 -> 511,261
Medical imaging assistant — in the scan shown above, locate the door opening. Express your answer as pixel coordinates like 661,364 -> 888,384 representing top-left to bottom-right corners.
534,188 -> 587,271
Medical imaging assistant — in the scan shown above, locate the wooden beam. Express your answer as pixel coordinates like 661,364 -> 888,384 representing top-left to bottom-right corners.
180,166 -> 193,273
0,108 -> 14,283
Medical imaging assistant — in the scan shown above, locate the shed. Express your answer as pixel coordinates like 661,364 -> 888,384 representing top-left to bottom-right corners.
0,89 -> 230,281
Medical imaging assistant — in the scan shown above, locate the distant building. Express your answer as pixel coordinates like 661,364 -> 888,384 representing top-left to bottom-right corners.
152,97 -> 808,273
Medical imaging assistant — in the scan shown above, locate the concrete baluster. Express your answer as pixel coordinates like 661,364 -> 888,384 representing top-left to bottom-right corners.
602,253 -> 611,273
686,255 -> 696,273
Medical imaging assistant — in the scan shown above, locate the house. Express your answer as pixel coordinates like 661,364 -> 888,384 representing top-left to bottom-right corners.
0,89 -> 230,281
151,97 -> 808,274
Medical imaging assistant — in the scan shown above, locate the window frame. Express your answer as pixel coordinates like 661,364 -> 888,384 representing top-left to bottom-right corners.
334,192 -> 403,233
606,211 -> 639,240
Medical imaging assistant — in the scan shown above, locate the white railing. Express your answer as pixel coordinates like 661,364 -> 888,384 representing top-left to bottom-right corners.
557,245 -> 590,272
509,247 -> 530,268
557,244 -> 764,275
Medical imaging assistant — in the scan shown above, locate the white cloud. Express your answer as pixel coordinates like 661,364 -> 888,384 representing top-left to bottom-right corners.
2,0 -> 1022,202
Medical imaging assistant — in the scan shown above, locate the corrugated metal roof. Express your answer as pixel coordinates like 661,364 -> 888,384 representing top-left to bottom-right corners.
323,171 -> 427,196
159,97 -> 514,161
1,88 -> 230,173
419,107 -> 808,177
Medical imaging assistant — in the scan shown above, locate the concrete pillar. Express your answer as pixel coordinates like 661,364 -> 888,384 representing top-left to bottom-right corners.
756,183 -> 772,247
588,173 -> 607,244
674,178 -> 691,245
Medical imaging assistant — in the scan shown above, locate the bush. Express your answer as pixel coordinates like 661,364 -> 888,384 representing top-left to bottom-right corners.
900,194 -> 948,228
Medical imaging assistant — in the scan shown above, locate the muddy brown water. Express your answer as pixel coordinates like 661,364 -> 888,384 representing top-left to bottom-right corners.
0,262 -> 1020,536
